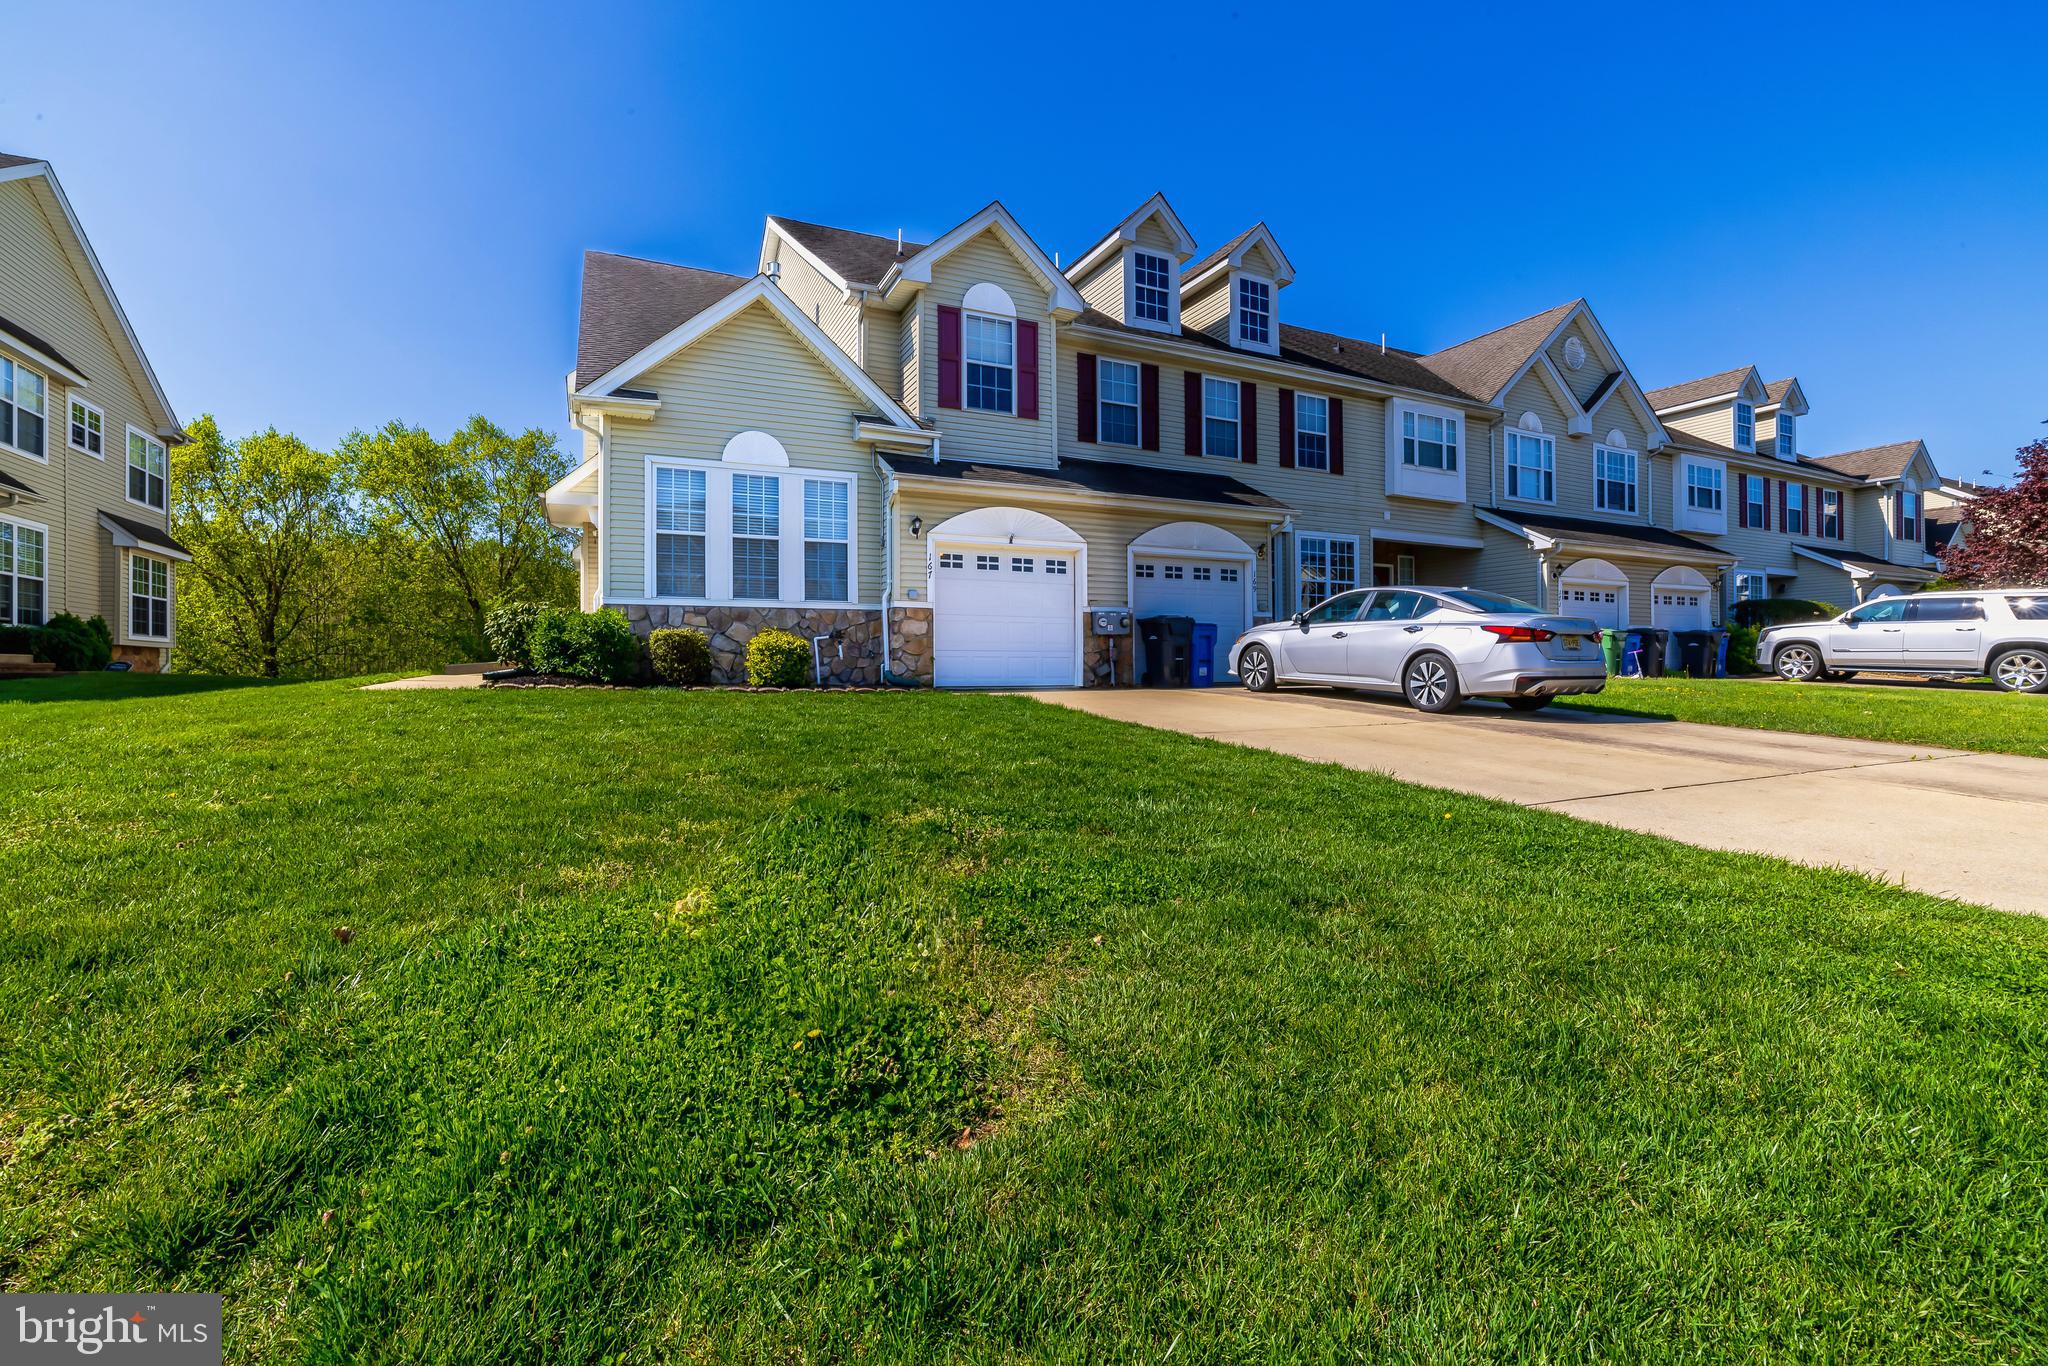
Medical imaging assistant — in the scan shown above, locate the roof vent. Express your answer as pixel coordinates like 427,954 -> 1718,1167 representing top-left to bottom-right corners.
896,228 -> 905,255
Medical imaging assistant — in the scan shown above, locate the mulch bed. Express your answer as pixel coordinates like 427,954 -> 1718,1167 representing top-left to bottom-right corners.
484,672 -> 903,692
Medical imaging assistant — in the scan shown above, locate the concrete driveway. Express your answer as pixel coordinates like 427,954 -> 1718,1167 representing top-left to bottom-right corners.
1027,687 -> 2048,916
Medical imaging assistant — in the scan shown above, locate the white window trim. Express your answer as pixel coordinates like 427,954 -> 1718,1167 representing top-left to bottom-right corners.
1820,487 -> 1844,538
1232,271 -> 1277,355
639,455 -> 860,608
127,550 -> 173,643
68,393 -> 107,458
1383,400 -> 1466,504
1784,482 -> 1807,536
1294,531 -> 1361,613
1294,391 -> 1330,471
124,424 -> 169,512
1775,412 -> 1795,459
1202,377 -> 1241,460
1744,473 -> 1768,527
1733,400 -> 1756,452
961,309 -> 1016,416
1097,356 -> 1142,448
1124,247 -> 1180,333
801,476 -> 853,602
0,510 -> 50,627
1675,456 -> 1728,532
1,356 -> 50,464
1504,428 -> 1557,505
1731,569 -> 1768,607
1593,443 -> 1639,515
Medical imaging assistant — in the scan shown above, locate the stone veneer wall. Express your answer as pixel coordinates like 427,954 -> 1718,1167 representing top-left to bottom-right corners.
885,607 -> 932,684
114,644 -> 167,672
1083,631 -> 1133,687
617,605 -> 885,686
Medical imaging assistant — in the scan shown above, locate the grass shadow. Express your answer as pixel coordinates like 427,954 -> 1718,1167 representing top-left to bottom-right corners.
0,673 -> 295,704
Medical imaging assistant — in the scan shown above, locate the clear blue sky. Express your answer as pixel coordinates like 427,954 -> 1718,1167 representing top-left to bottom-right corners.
9,1 -> 2045,480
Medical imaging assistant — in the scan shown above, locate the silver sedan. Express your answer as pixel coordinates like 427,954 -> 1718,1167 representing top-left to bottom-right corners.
1227,587 -> 1609,712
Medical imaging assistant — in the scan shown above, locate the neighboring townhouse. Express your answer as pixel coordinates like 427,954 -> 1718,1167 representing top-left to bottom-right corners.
549,193 -> 1954,688
0,153 -> 187,668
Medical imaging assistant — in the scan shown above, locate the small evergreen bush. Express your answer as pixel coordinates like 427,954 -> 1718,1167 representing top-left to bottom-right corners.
649,627 -> 714,686
528,608 -> 641,683
745,628 -> 811,688
32,613 -> 115,671
1726,624 -> 1763,675
484,600 -> 548,668
1729,598 -> 1840,628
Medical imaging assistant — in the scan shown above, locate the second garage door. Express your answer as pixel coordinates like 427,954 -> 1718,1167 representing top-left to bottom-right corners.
933,549 -> 1078,687
1132,557 -> 1249,679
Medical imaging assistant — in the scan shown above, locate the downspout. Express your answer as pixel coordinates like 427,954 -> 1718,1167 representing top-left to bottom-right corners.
875,460 -> 923,687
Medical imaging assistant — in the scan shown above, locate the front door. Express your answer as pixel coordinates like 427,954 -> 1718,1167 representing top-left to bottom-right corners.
1826,598 -> 1908,669
1898,596 -> 1984,670
1277,590 -> 1368,679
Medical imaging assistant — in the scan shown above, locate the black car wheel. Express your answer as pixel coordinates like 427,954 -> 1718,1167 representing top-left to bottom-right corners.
1991,648 -> 2048,694
1239,644 -> 1277,693
1402,652 -> 1463,713
1774,643 -> 1823,682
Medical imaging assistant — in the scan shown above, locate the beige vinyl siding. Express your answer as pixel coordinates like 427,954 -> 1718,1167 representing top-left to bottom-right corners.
1785,558 -> 1856,609
1133,218 -> 1179,253
898,310 -> 920,417
1662,402 -> 1739,450
1076,258 -> 1124,321
1495,371 -> 1579,513
579,525 -> 600,610
1580,400 -> 1655,525
0,177 -> 176,645
860,308 -> 901,398
771,251 -> 860,363
1466,526 -> 1547,605
601,299 -> 884,603
1543,317 -> 1611,408
917,228 -> 1057,468
890,481 -> 1278,615
1182,279 -> 1229,339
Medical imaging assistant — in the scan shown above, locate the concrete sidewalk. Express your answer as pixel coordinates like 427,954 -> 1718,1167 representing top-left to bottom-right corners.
1027,688 -> 2048,916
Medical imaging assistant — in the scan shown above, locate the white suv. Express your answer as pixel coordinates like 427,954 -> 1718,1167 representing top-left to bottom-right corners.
1760,590 -> 2048,692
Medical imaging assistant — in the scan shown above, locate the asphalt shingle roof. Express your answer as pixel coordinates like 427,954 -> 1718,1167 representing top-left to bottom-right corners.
770,217 -> 925,286
1414,300 -> 1579,403
1181,226 -> 1261,283
1806,441 -> 1925,482
100,509 -> 191,556
880,452 -> 1290,514
575,252 -> 750,390
0,152 -> 40,170
0,314 -> 87,379
1485,507 -> 1732,560
1070,309 -> 1481,403
1644,367 -> 1756,411
1763,377 -> 1798,404
0,467 -> 41,498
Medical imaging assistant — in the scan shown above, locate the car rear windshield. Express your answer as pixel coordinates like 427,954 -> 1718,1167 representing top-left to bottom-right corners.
1438,589 -> 1540,613
2011,596 -> 2048,622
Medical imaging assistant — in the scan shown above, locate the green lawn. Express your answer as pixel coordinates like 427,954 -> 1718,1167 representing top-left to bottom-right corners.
1559,674 -> 2048,757
5,675 -> 2048,1361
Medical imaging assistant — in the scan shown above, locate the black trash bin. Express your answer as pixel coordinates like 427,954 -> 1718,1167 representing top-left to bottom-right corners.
1137,615 -> 1195,687
1676,630 -> 1717,679
1631,627 -> 1670,677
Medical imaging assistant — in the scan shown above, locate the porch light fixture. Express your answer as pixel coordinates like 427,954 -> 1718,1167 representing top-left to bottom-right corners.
910,516 -> 922,537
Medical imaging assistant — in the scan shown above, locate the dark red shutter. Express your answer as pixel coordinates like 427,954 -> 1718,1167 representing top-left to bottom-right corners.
1140,364 -> 1160,452
1075,352 -> 1096,443
1240,382 -> 1257,463
1278,387 -> 1296,468
1836,490 -> 1847,540
1184,372 -> 1202,456
1329,397 -> 1344,476
1761,477 -> 1772,530
1016,321 -> 1039,419
1738,476 -> 1749,528
937,305 -> 962,409
1778,479 -> 1787,532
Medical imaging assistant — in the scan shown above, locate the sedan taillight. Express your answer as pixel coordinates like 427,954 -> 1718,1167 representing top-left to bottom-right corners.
1482,624 -> 1556,643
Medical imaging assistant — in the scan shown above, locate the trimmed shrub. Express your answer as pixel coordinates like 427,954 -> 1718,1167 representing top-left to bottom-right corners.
746,628 -> 811,688
649,627 -> 714,686
0,625 -> 35,655
1727,624 -> 1763,675
484,600 -> 548,668
528,608 -> 641,684
32,613 -> 115,671
1730,597 -> 1839,628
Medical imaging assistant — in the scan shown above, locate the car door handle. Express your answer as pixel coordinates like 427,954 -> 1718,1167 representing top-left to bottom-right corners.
1403,625 -> 1424,633
1331,631 -> 1347,638
1881,627 -> 1902,633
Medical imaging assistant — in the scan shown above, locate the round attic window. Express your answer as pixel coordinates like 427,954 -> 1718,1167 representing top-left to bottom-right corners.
1562,336 -> 1588,371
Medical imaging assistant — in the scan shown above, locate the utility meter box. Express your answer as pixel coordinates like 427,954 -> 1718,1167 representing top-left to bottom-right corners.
1090,608 -> 1132,635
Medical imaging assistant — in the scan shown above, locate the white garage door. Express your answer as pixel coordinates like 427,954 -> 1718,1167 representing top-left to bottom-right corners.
933,549 -> 1077,687
1650,567 -> 1713,632
1132,557 -> 1249,679
1558,582 -> 1626,629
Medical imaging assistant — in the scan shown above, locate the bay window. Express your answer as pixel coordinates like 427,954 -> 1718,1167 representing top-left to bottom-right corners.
128,428 -> 167,510
1594,445 -> 1637,513
1506,429 -> 1555,502
0,516 -> 46,626
653,467 -> 707,597
731,473 -> 780,599
1131,251 -> 1172,325
1401,410 -> 1457,469
1203,377 -> 1240,459
1297,533 -> 1358,608
130,553 -> 170,639
1294,393 -> 1329,471
1098,358 -> 1140,446
963,313 -> 1014,413
1686,462 -> 1724,511
1,357 -> 47,459
802,478 -> 849,601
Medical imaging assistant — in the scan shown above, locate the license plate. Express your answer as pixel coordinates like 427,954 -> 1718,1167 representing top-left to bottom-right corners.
1562,634 -> 1584,649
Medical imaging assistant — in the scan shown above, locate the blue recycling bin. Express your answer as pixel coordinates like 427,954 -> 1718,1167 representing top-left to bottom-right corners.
1714,630 -> 1731,678
1620,629 -> 1646,677
1189,623 -> 1218,687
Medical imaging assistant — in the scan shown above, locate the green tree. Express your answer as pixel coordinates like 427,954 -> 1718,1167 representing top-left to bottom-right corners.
344,416 -> 577,652
171,416 -> 347,678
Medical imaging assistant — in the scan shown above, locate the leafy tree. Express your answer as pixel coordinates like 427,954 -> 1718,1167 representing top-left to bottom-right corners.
345,416 -> 577,652
1940,439 -> 2048,588
172,416 -> 347,678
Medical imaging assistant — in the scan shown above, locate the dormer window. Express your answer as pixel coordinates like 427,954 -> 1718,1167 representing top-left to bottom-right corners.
1733,401 -> 1755,451
1776,413 -> 1796,459
1131,251 -> 1172,325
1235,277 -> 1271,348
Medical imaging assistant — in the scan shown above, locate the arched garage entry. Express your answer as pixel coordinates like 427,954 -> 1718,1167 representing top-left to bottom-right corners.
928,506 -> 1086,687
1556,557 -> 1628,629
1129,521 -> 1258,679
1650,565 -> 1713,632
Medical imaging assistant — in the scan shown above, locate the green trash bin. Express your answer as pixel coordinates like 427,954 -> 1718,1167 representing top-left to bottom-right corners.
1600,628 -> 1625,675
